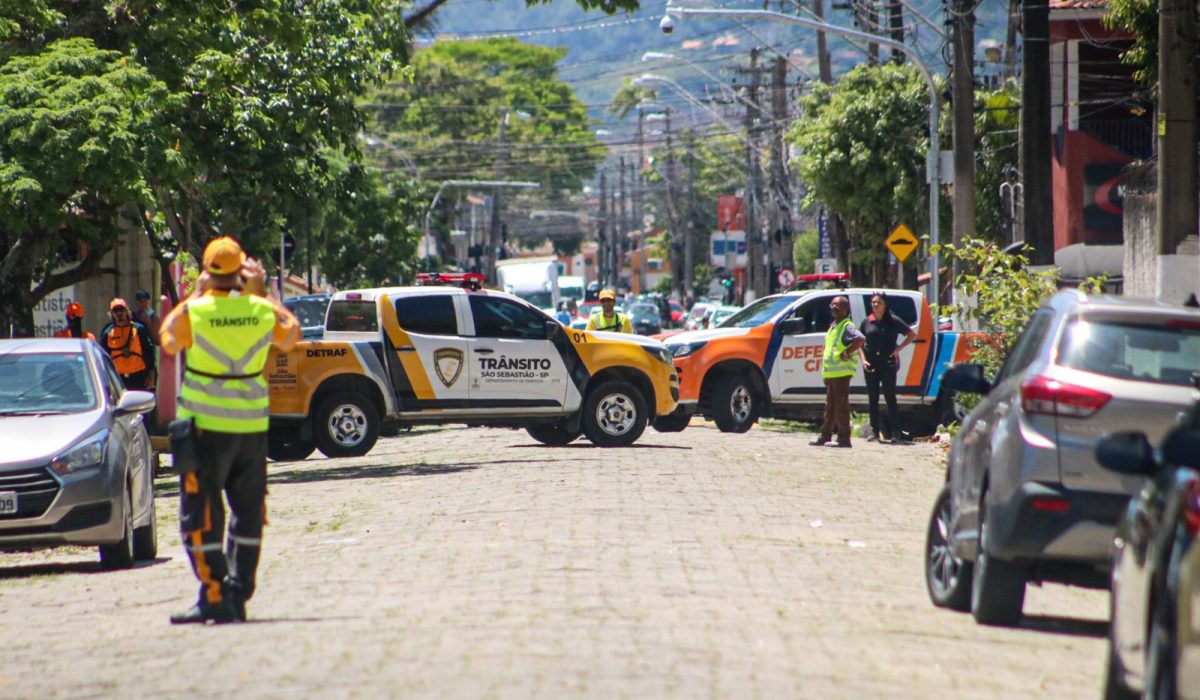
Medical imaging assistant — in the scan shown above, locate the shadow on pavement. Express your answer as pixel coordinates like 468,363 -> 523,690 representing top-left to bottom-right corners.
269,462 -> 479,485
0,554 -> 173,579
1018,614 -> 1108,639
519,443 -> 691,450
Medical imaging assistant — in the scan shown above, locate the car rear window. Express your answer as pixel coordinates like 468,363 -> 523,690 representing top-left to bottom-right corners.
325,301 -> 378,333
1058,319 -> 1200,386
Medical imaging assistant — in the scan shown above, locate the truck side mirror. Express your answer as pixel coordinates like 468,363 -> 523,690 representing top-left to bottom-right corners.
1096,431 -> 1158,476
777,318 -> 806,335
941,363 -> 991,395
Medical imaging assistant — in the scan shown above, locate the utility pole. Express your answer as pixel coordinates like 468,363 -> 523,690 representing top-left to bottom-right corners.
735,49 -> 767,300
487,109 -> 509,284
610,187 -> 619,286
813,0 -> 833,83
684,130 -> 697,301
889,0 -> 905,64
1003,0 -> 1020,80
598,169 -> 609,284
618,155 -> 627,290
1157,0 -> 1198,296
664,110 -> 683,301
951,0 -> 977,293
1020,0 -> 1054,265
771,56 -> 793,277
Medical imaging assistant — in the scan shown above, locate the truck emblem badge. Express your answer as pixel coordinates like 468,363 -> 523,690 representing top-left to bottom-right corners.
433,348 -> 464,387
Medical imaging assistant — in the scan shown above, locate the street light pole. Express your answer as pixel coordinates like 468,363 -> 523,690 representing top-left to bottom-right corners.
663,5 -> 942,305
424,179 -> 540,276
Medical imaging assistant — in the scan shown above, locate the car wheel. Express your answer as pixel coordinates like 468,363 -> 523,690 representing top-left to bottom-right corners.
132,490 -> 158,561
652,412 -> 691,433
925,485 -> 973,611
268,426 -> 317,462
314,392 -> 380,458
99,485 -> 136,570
526,421 -> 580,446
582,380 -> 648,447
710,373 -> 759,433
971,489 -> 1027,626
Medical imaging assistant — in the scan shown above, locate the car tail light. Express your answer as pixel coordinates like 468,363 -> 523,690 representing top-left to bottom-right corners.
1020,375 -> 1111,418
1031,497 -> 1070,513
1182,481 -> 1200,536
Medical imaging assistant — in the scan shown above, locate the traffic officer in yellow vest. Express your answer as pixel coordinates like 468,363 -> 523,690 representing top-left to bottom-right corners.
585,288 -> 632,333
809,295 -> 864,448
159,236 -> 300,624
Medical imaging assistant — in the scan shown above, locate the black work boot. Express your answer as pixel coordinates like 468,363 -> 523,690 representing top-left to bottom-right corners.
169,599 -> 238,625
228,588 -> 247,622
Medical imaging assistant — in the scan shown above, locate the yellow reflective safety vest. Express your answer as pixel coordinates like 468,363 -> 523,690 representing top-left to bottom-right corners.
821,317 -> 858,379
177,295 -> 277,433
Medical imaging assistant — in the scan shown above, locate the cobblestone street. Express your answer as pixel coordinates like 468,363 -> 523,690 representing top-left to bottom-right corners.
0,422 -> 1108,698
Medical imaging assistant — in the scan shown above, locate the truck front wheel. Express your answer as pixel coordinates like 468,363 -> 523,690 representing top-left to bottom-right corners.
711,373 -> 759,433
582,380 -> 648,447
314,392 -> 380,458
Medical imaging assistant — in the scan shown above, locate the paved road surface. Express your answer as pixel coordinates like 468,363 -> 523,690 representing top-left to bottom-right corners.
0,422 -> 1108,698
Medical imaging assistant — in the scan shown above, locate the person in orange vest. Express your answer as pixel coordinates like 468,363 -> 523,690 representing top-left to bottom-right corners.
99,298 -> 157,390
52,302 -> 96,341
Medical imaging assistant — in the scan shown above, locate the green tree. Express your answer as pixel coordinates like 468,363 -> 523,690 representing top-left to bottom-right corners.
787,64 -> 938,284
974,84 -> 1021,244
367,38 -> 603,196
792,229 -> 819,276
1104,0 -> 1161,85
0,1 -> 411,335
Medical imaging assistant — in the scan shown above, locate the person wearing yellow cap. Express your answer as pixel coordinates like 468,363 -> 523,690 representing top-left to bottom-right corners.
158,236 -> 300,624
100,297 -> 156,389
585,288 -> 632,333
53,302 -> 96,341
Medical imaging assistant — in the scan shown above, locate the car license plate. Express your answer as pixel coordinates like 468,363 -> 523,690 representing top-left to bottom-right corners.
0,492 -> 16,515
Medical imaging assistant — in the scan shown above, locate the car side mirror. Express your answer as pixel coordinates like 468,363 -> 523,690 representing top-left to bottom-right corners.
1163,427 -> 1200,469
1096,431 -> 1158,476
116,390 -> 156,416
941,363 -> 991,395
544,320 -> 561,339
777,318 -> 807,335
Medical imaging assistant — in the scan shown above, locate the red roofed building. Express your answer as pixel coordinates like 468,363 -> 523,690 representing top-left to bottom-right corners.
1048,0 -> 1151,252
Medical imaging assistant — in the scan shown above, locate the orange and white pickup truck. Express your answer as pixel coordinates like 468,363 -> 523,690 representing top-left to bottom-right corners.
266,274 -> 679,460
654,287 -> 984,434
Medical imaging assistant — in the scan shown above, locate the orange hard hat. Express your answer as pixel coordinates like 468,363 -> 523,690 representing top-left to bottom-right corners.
203,236 -> 246,275
109,298 -> 128,311
66,302 -> 84,320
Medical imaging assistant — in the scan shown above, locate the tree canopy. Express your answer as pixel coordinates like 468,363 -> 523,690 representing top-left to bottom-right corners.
0,0 -> 411,335
787,64 -> 937,282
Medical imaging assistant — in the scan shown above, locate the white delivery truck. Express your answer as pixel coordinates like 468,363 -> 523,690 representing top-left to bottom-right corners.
496,257 -> 560,315
558,275 -> 585,305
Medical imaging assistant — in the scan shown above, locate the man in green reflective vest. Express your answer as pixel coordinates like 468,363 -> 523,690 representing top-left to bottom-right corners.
159,236 -> 300,624
809,295 -> 864,448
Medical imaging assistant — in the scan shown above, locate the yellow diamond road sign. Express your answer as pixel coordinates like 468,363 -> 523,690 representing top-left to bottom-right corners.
886,223 -> 919,263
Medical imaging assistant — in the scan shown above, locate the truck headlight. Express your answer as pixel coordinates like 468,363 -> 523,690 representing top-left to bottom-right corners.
51,430 -> 109,476
668,341 -> 708,358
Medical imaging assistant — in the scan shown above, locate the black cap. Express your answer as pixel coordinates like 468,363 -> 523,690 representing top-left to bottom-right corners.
134,289 -> 151,300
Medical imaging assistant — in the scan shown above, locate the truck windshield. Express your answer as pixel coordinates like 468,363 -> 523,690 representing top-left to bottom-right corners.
720,296 -> 795,328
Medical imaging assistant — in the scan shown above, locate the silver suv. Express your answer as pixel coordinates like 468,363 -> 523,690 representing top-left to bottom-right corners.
924,290 -> 1200,625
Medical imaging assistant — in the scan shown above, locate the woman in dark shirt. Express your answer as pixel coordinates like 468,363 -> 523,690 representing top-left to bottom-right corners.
858,293 -> 917,443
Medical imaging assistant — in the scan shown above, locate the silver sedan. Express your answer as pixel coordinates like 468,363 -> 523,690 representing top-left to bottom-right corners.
0,338 -> 158,569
